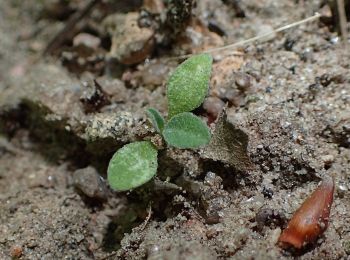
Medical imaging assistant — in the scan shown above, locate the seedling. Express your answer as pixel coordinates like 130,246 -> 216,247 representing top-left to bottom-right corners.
108,54 -> 213,191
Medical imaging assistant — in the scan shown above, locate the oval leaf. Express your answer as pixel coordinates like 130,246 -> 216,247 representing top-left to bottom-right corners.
163,112 -> 211,149
167,54 -> 213,118
107,141 -> 158,191
146,108 -> 165,133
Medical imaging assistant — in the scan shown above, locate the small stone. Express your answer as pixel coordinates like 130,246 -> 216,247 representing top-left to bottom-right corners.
269,228 -> 282,245
104,12 -> 155,65
200,171 -> 230,224
10,245 -> 22,258
143,0 -> 164,13
206,226 -> 223,239
338,183 -> 348,191
147,244 -> 161,258
262,186 -> 273,198
73,33 -> 101,50
203,97 -> 225,119
255,24 -> 275,42
80,80 -> 110,113
301,47 -> 313,62
242,194 -> 264,210
284,38 -> 295,51
234,72 -> 251,92
337,182 -> 348,198
343,240 -> 350,255
255,207 -> 286,230
75,234 -> 85,243
28,168 -> 56,189
128,60 -> 172,89
150,134 -> 165,150
321,154 -> 334,168
165,0 -> 194,35
26,239 -> 38,249
204,172 -> 222,189
73,166 -> 108,200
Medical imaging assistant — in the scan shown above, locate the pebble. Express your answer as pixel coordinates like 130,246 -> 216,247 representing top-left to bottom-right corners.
10,245 -> 23,258
73,166 -> 108,201
269,228 -> 282,245
234,72 -> 251,92
143,0 -> 164,13
255,207 -> 286,230
337,183 -> 348,198
203,97 -> 225,119
73,33 -> 101,50
255,24 -> 275,42
103,12 -> 155,65
147,244 -> 161,258
79,80 -> 110,113
256,144 -> 264,150
28,169 -> 56,189
320,154 -> 334,166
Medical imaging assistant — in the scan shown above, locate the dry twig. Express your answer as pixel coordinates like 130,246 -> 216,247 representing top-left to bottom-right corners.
167,12 -> 321,60
336,0 -> 348,45
43,0 -> 101,56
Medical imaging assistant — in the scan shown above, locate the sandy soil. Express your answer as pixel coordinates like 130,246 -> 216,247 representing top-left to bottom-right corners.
0,0 -> 349,259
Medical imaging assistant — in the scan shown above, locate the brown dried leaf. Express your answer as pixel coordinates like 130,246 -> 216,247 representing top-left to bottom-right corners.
201,109 -> 253,171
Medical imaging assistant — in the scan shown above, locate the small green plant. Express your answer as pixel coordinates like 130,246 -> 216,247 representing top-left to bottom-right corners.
108,54 -> 213,191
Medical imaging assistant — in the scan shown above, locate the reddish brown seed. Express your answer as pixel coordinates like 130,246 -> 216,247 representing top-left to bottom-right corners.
278,177 -> 335,249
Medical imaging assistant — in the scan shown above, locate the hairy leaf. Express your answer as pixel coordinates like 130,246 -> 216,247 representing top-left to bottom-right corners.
107,141 -> 158,191
167,54 -> 213,118
146,108 -> 165,133
163,112 -> 211,149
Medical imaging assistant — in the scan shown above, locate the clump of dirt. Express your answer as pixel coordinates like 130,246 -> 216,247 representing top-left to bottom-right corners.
1,0 -> 350,259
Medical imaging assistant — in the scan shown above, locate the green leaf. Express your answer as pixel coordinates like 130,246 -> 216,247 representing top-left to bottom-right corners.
163,112 -> 211,149
167,54 -> 213,118
107,141 -> 158,191
146,108 -> 165,133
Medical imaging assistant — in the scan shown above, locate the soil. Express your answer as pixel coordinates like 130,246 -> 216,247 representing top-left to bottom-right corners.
1,0 -> 350,259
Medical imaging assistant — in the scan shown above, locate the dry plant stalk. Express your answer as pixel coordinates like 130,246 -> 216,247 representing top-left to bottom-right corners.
169,12 -> 321,60
336,0 -> 348,44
